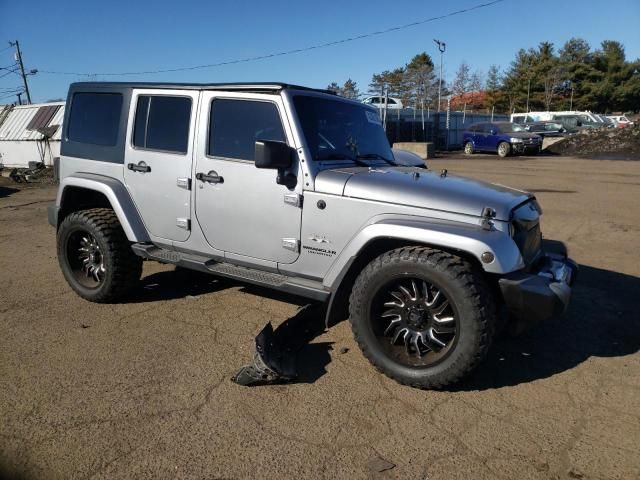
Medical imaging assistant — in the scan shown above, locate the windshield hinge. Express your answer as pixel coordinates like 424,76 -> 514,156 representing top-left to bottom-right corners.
284,193 -> 303,208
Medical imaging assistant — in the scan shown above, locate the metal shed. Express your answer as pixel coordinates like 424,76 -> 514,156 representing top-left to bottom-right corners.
0,102 -> 65,167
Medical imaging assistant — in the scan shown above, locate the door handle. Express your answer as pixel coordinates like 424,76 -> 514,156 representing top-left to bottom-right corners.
196,171 -> 224,184
128,162 -> 151,173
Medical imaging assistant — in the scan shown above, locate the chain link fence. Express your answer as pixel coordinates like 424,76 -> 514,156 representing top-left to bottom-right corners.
383,109 -> 509,150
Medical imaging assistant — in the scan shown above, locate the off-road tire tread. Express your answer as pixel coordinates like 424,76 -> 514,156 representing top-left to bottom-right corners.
57,208 -> 142,303
348,246 -> 495,389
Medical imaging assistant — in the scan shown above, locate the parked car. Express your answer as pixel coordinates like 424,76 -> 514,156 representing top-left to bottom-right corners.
607,115 -> 634,128
550,113 -> 602,131
362,95 -> 404,109
463,122 -> 542,157
524,121 -> 566,138
48,81 -> 576,389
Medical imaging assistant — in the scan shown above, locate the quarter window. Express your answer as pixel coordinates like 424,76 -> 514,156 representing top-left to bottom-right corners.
133,95 -> 192,153
67,92 -> 123,146
208,99 -> 285,161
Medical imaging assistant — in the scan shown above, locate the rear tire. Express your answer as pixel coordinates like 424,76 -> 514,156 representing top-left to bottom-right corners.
349,247 -> 496,389
497,141 -> 511,157
464,142 -> 474,155
57,208 -> 142,303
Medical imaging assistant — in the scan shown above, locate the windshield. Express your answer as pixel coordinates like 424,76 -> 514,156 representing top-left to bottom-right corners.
293,95 -> 393,162
499,123 -> 526,133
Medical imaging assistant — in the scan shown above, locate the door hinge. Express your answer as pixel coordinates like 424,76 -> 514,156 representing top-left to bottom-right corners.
176,218 -> 191,230
177,177 -> 191,190
282,238 -> 299,252
284,193 -> 303,208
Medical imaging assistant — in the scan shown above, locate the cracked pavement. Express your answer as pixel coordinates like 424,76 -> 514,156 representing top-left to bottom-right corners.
1,155 -> 639,479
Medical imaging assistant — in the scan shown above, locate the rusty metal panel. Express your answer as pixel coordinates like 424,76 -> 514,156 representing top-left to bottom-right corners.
26,105 -> 60,131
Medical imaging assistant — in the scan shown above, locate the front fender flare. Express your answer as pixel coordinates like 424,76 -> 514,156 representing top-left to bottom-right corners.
323,217 -> 524,290
57,173 -> 150,242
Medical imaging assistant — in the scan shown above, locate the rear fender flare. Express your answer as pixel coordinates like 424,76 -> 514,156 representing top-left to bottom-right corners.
57,173 -> 150,242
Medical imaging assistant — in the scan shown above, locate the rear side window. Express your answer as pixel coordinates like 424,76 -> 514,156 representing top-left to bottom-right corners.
133,95 -> 192,153
67,93 -> 123,146
208,99 -> 285,161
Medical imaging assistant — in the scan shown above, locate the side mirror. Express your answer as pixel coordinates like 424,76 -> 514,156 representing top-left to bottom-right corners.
490,129 -> 496,135
255,140 -> 292,169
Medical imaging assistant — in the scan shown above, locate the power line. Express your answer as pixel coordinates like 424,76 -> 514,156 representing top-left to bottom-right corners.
35,0 -> 504,77
0,44 -> 14,54
0,68 -> 19,79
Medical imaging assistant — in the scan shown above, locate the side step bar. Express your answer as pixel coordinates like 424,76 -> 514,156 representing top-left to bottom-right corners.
131,243 -> 330,302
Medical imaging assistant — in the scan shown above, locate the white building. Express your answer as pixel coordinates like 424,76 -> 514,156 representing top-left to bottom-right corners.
0,102 -> 65,168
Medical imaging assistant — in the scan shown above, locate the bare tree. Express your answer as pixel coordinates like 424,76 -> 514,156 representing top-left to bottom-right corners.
451,62 -> 471,98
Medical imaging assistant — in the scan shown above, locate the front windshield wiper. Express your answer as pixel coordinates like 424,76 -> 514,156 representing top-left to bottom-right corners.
356,153 -> 397,166
316,153 -> 370,167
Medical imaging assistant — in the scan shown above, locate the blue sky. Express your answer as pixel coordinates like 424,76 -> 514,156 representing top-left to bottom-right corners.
1,0 -> 639,103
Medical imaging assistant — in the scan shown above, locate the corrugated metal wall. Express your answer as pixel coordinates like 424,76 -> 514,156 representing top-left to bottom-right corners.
0,102 -> 65,167
0,102 -> 65,141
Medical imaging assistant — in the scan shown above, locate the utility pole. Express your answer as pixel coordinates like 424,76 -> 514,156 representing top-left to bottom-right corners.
10,41 -> 32,104
434,39 -> 446,112
16,92 -> 23,105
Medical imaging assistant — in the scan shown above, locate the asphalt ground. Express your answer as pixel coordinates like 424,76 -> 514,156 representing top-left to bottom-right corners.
1,154 -> 639,479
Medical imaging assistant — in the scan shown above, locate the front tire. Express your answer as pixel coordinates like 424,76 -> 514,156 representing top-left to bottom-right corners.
349,247 -> 495,389
497,141 -> 511,157
464,141 -> 474,155
57,208 -> 142,303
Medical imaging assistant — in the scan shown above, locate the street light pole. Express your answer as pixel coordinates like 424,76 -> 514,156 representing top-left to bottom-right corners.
434,39 -> 446,112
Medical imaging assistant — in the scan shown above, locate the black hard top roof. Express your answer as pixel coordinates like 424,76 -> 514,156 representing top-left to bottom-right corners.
69,81 -> 336,95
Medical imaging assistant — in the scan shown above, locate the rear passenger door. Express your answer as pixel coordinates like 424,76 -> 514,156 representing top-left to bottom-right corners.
124,90 -> 199,242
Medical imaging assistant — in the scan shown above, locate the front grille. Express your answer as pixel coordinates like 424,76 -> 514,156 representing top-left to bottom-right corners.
513,222 -> 542,265
511,200 -> 543,266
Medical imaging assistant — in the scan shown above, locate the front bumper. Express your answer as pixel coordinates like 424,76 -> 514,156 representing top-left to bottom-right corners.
498,245 -> 577,333
512,142 -> 541,154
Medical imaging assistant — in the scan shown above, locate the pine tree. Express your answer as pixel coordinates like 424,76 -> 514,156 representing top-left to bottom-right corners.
341,79 -> 360,99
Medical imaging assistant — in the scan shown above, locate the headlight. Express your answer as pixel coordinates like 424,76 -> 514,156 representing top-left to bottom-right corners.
510,137 -> 523,143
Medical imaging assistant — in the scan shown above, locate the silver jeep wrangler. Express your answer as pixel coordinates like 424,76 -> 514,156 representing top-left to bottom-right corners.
49,82 -> 576,389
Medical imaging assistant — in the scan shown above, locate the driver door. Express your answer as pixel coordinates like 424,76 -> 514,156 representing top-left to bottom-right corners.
193,93 -> 302,264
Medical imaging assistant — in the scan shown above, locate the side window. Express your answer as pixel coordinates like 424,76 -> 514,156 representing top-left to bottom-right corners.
387,98 -> 397,104
371,97 -> 380,104
67,92 -> 123,146
208,99 -> 285,161
133,95 -> 191,153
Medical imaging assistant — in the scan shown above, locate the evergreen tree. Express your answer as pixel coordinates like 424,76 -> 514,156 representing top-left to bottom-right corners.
341,78 -> 360,99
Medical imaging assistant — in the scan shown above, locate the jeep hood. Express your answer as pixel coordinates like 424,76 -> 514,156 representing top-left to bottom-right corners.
315,167 -> 532,221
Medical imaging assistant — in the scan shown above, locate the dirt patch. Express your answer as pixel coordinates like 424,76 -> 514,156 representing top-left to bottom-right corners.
548,125 -> 640,159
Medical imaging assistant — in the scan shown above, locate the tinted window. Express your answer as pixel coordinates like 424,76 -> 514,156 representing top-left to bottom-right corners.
293,95 -> 393,162
133,95 -> 191,153
387,98 -> 396,104
67,93 -> 123,146
371,97 -> 380,104
208,100 -> 285,161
